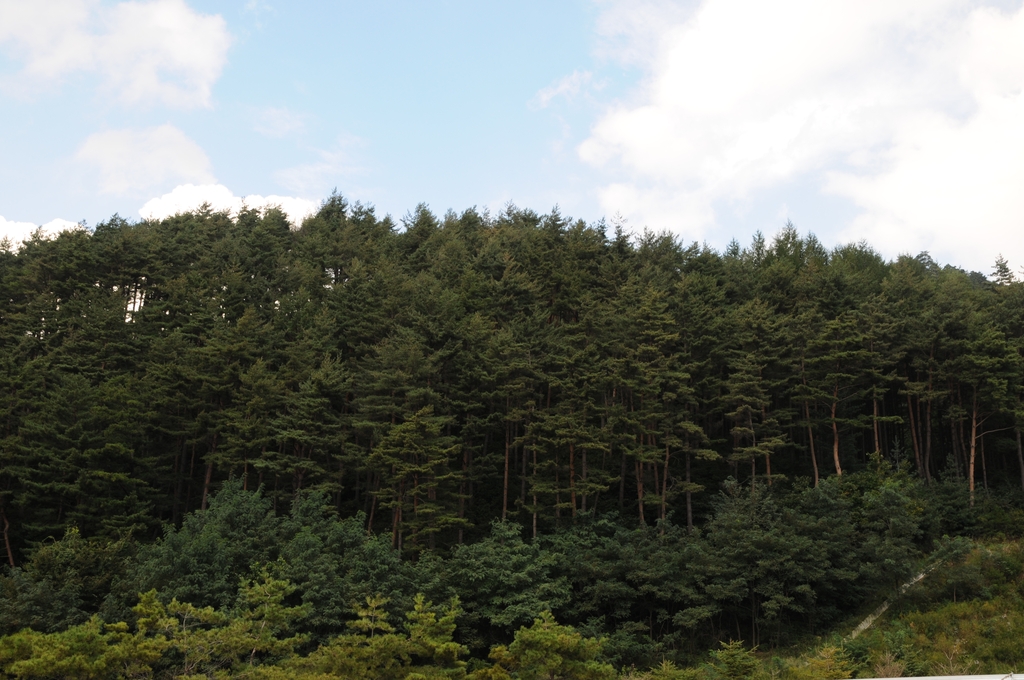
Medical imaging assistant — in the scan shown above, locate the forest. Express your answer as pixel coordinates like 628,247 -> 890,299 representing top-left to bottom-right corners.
1,194 -> 1024,678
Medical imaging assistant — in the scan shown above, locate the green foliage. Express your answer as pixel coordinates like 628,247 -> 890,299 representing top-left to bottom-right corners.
0,614 -> 166,680
648,660 -> 704,680
446,521 -> 570,652
486,611 -> 616,680
112,486 -> 440,644
0,527 -> 135,635
705,640 -> 766,680
878,541 -> 1024,674
0,571 -> 309,679
118,481 -> 281,612
785,644 -> 854,680
269,593 -> 469,679
2,199 -> 1024,675
370,406 -> 466,553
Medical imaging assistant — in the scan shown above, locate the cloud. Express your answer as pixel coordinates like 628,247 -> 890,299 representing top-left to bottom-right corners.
581,0 -> 1024,271
0,0 -> 230,108
530,70 -> 594,110
254,107 -> 307,138
139,183 -> 319,227
275,136 -> 365,196
243,0 -> 273,20
591,0 -> 698,66
0,216 -> 80,248
76,125 -> 215,195
828,5 -> 1024,271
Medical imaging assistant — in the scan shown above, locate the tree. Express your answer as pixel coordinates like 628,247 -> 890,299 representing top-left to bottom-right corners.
369,406 -> 465,552
706,640 -> 765,680
694,482 -> 829,648
945,317 -> 1016,505
121,481 -> 280,612
806,309 -> 872,477
281,594 -> 468,679
723,299 -> 788,488
445,521 -> 570,653
486,611 -> 616,680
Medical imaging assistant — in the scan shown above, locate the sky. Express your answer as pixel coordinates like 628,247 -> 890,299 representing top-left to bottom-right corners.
2,0 -> 1024,274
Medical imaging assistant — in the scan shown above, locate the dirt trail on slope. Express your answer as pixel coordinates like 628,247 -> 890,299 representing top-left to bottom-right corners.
849,567 -> 933,639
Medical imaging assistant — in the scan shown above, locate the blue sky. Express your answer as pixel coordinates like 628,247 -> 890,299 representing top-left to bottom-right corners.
3,0 -> 1024,273
0,1 -> 624,231
175,1 -> 617,216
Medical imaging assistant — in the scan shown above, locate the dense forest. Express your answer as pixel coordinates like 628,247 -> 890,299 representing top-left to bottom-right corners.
2,195 -> 1024,677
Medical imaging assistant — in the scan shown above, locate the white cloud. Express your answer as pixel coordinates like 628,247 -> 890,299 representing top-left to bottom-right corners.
275,136 -> 365,196
582,0 -> 1024,271
0,216 -> 80,248
591,0 -> 698,67
531,70 -> 594,110
0,0 -> 230,108
244,0 -> 272,18
76,125 -> 215,194
254,107 -> 307,138
139,183 -> 319,227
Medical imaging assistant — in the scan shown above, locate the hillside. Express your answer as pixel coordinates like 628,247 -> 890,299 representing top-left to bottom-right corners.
1,196 -> 1024,676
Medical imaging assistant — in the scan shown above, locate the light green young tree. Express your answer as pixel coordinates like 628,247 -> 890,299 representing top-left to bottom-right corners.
482,611 -> 616,680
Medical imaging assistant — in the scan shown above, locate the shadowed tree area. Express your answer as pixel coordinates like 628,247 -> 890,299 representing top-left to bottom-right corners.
2,198 -> 1024,676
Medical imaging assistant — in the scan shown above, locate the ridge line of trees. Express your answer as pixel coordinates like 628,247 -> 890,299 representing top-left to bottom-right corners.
2,197 -> 1023,556
3,194 -> 1024,668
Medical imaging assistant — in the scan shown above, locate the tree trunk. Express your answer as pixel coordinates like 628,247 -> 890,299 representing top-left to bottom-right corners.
532,445 -> 538,539
805,401 -> 819,487
802,358 -> 819,486
924,396 -> 933,484
581,447 -> 588,513
459,442 -> 469,543
555,466 -> 561,521
619,450 -> 626,509
969,393 -> 978,507
685,450 -> 694,534
831,387 -> 843,476
906,393 -> 923,478
392,478 -> 405,549
201,459 -> 214,511
172,437 -> 185,523
466,446 -> 474,512
569,441 -> 577,519
981,433 -> 988,492
428,482 -> 437,551
873,398 -> 881,454
367,473 -> 379,531
635,459 -> 645,525
661,442 -> 670,522
652,460 -> 661,522
520,427 -> 527,507
951,414 -> 962,479
1,507 -> 14,568
502,418 -> 510,521
749,411 -> 757,491
1016,428 -> 1024,492
750,591 -> 759,648
336,460 -> 345,511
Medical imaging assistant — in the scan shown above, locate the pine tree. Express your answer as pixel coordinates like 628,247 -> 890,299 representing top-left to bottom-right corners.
723,300 -> 788,488
369,406 -> 465,552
